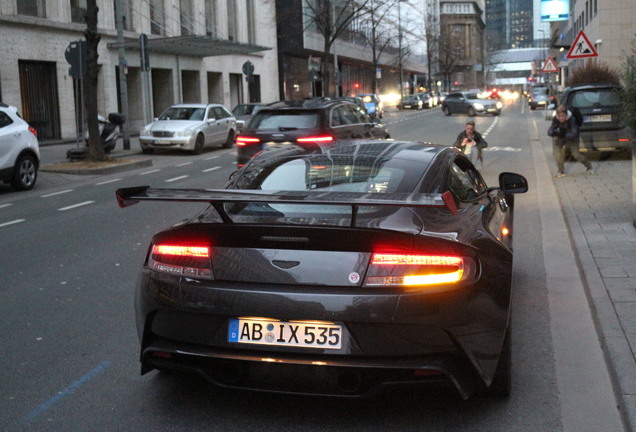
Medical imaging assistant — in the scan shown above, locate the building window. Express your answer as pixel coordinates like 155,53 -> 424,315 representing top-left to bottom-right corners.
114,0 -> 134,31
180,0 -> 193,36
205,0 -> 217,37
227,0 -> 237,41
246,0 -> 256,44
70,0 -> 86,23
150,0 -> 165,35
17,0 -> 46,17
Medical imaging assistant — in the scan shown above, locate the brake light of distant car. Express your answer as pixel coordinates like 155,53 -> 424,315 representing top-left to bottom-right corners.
296,135 -> 334,143
364,253 -> 476,288
148,243 -> 212,279
236,136 -> 261,146
28,126 -> 37,137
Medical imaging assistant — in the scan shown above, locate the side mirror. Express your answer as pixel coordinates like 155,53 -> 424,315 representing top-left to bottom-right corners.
499,172 -> 528,194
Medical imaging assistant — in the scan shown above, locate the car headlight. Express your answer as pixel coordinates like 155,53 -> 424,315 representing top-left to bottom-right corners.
140,127 -> 151,136
175,129 -> 194,137
496,101 -> 503,109
473,103 -> 484,110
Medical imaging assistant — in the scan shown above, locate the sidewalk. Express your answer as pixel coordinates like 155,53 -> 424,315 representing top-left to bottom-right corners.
540,129 -> 636,431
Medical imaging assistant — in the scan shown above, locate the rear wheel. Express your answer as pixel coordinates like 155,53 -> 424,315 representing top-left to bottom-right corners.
192,134 -> 204,154
11,154 -> 38,191
223,130 -> 235,148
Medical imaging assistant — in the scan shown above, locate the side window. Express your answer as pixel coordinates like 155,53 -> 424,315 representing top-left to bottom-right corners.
207,107 -> 216,120
347,105 -> 367,124
448,160 -> 486,201
332,106 -> 353,126
0,112 -> 14,128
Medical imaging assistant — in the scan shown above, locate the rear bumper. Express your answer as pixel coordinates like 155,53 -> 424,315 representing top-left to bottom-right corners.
579,127 -> 634,152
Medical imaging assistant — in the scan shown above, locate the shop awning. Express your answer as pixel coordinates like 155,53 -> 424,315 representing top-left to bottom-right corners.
108,35 -> 271,57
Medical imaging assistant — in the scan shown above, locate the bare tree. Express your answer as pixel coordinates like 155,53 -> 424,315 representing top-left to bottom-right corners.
303,0 -> 370,97
423,1 -> 439,90
437,24 -> 463,92
354,0 -> 396,93
84,0 -> 106,161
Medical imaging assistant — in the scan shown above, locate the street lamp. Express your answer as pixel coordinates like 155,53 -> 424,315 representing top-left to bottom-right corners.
398,0 -> 408,101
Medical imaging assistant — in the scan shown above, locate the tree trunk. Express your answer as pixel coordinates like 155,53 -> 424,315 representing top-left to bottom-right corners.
84,0 -> 106,161
322,40 -> 331,98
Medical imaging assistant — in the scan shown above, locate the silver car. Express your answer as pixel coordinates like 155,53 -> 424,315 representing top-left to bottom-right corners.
139,104 -> 236,154
442,92 -> 503,116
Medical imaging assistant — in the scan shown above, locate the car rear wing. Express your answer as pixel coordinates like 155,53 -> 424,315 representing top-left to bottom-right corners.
116,186 -> 457,224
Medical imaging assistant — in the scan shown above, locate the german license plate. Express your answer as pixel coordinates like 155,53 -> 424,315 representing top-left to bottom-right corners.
585,114 -> 611,122
404,105 -> 412,109
263,141 -> 291,149
153,139 -> 170,145
228,318 -> 342,349
537,101 -> 546,105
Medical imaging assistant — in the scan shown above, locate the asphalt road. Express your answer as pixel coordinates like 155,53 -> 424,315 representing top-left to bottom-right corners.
0,99 -> 624,431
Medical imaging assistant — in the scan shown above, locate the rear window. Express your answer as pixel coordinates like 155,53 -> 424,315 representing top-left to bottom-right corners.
570,88 -> 620,108
251,111 -> 320,130
531,88 -> 549,95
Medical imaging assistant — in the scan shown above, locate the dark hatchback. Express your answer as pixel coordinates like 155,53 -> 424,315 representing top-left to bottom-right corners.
117,140 -> 529,399
235,99 -> 390,166
559,83 -> 634,152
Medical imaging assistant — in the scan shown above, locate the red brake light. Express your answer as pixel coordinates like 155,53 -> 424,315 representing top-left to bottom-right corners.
28,126 -> 37,137
236,136 -> 261,146
296,135 -> 334,143
364,253 -> 475,288
148,243 -> 212,279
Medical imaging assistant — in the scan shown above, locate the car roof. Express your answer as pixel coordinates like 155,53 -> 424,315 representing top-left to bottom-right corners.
257,99 -> 354,111
168,103 -> 222,108
564,83 -> 621,91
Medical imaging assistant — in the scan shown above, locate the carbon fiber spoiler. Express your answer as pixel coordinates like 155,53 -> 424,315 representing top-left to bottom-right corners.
116,186 -> 456,223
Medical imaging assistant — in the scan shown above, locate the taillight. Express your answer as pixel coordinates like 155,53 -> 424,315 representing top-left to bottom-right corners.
236,136 -> 260,146
147,243 -> 212,279
364,253 -> 475,288
28,126 -> 37,137
296,135 -> 334,143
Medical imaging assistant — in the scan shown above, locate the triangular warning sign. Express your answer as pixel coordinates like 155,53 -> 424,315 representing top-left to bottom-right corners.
566,30 -> 598,59
542,57 -> 559,73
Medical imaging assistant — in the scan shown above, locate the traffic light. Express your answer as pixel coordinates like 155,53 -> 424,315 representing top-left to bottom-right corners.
354,82 -> 360,90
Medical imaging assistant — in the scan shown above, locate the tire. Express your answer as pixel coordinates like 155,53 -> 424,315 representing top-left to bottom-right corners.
443,106 -> 451,116
11,153 -> 38,191
192,134 -> 204,155
467,107 -> 476,117
223,130 -> 235,148
477,323 -> 512,397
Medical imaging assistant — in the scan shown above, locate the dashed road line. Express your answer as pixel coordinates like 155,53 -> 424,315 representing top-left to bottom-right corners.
202,166 -> 221,173
0,219 -> 25,228
58,201 -> 95,211
176,162 -> 193,167
139,169 -> 160,175
165,175 -> 189,183
205,155 -> 221,160
0,203 -> 13,209
95,178 -> 121,185
41,189 -> 73,198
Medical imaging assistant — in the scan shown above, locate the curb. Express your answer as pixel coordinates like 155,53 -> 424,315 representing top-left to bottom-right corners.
40,158 -> 153,175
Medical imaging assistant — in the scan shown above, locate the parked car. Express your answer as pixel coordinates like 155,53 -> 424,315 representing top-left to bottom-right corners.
117,139 -> 528,399
528,87 -> 555,110
559,83 -> 634,152
139,104 -> 237,154
232,103 -> 266,133
235,99 -> 390,166
400,94 -> 424,110
441,91 -> 503,116
0,102 -> 40,191
355,93 -> 384,119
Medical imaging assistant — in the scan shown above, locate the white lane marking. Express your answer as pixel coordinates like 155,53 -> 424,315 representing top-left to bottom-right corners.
483,146 -> 522,152
482,116 -> 499,138
165,175 -> 189,183
0,203 -> 13,209
176,162 -> 193,167
95,178 -> 121,185
58,201 -> 95,211
139,169 -> 160,176
202,166 -> 221,173
0,219 -> 25,228
205,155 -> 221,160
41,189 -> 73,198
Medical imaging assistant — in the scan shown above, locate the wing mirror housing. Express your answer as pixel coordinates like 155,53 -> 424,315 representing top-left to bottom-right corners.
498,172 -> 528,194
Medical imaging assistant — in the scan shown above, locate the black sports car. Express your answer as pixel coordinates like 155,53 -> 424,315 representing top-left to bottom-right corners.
117,140 -> 528,399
